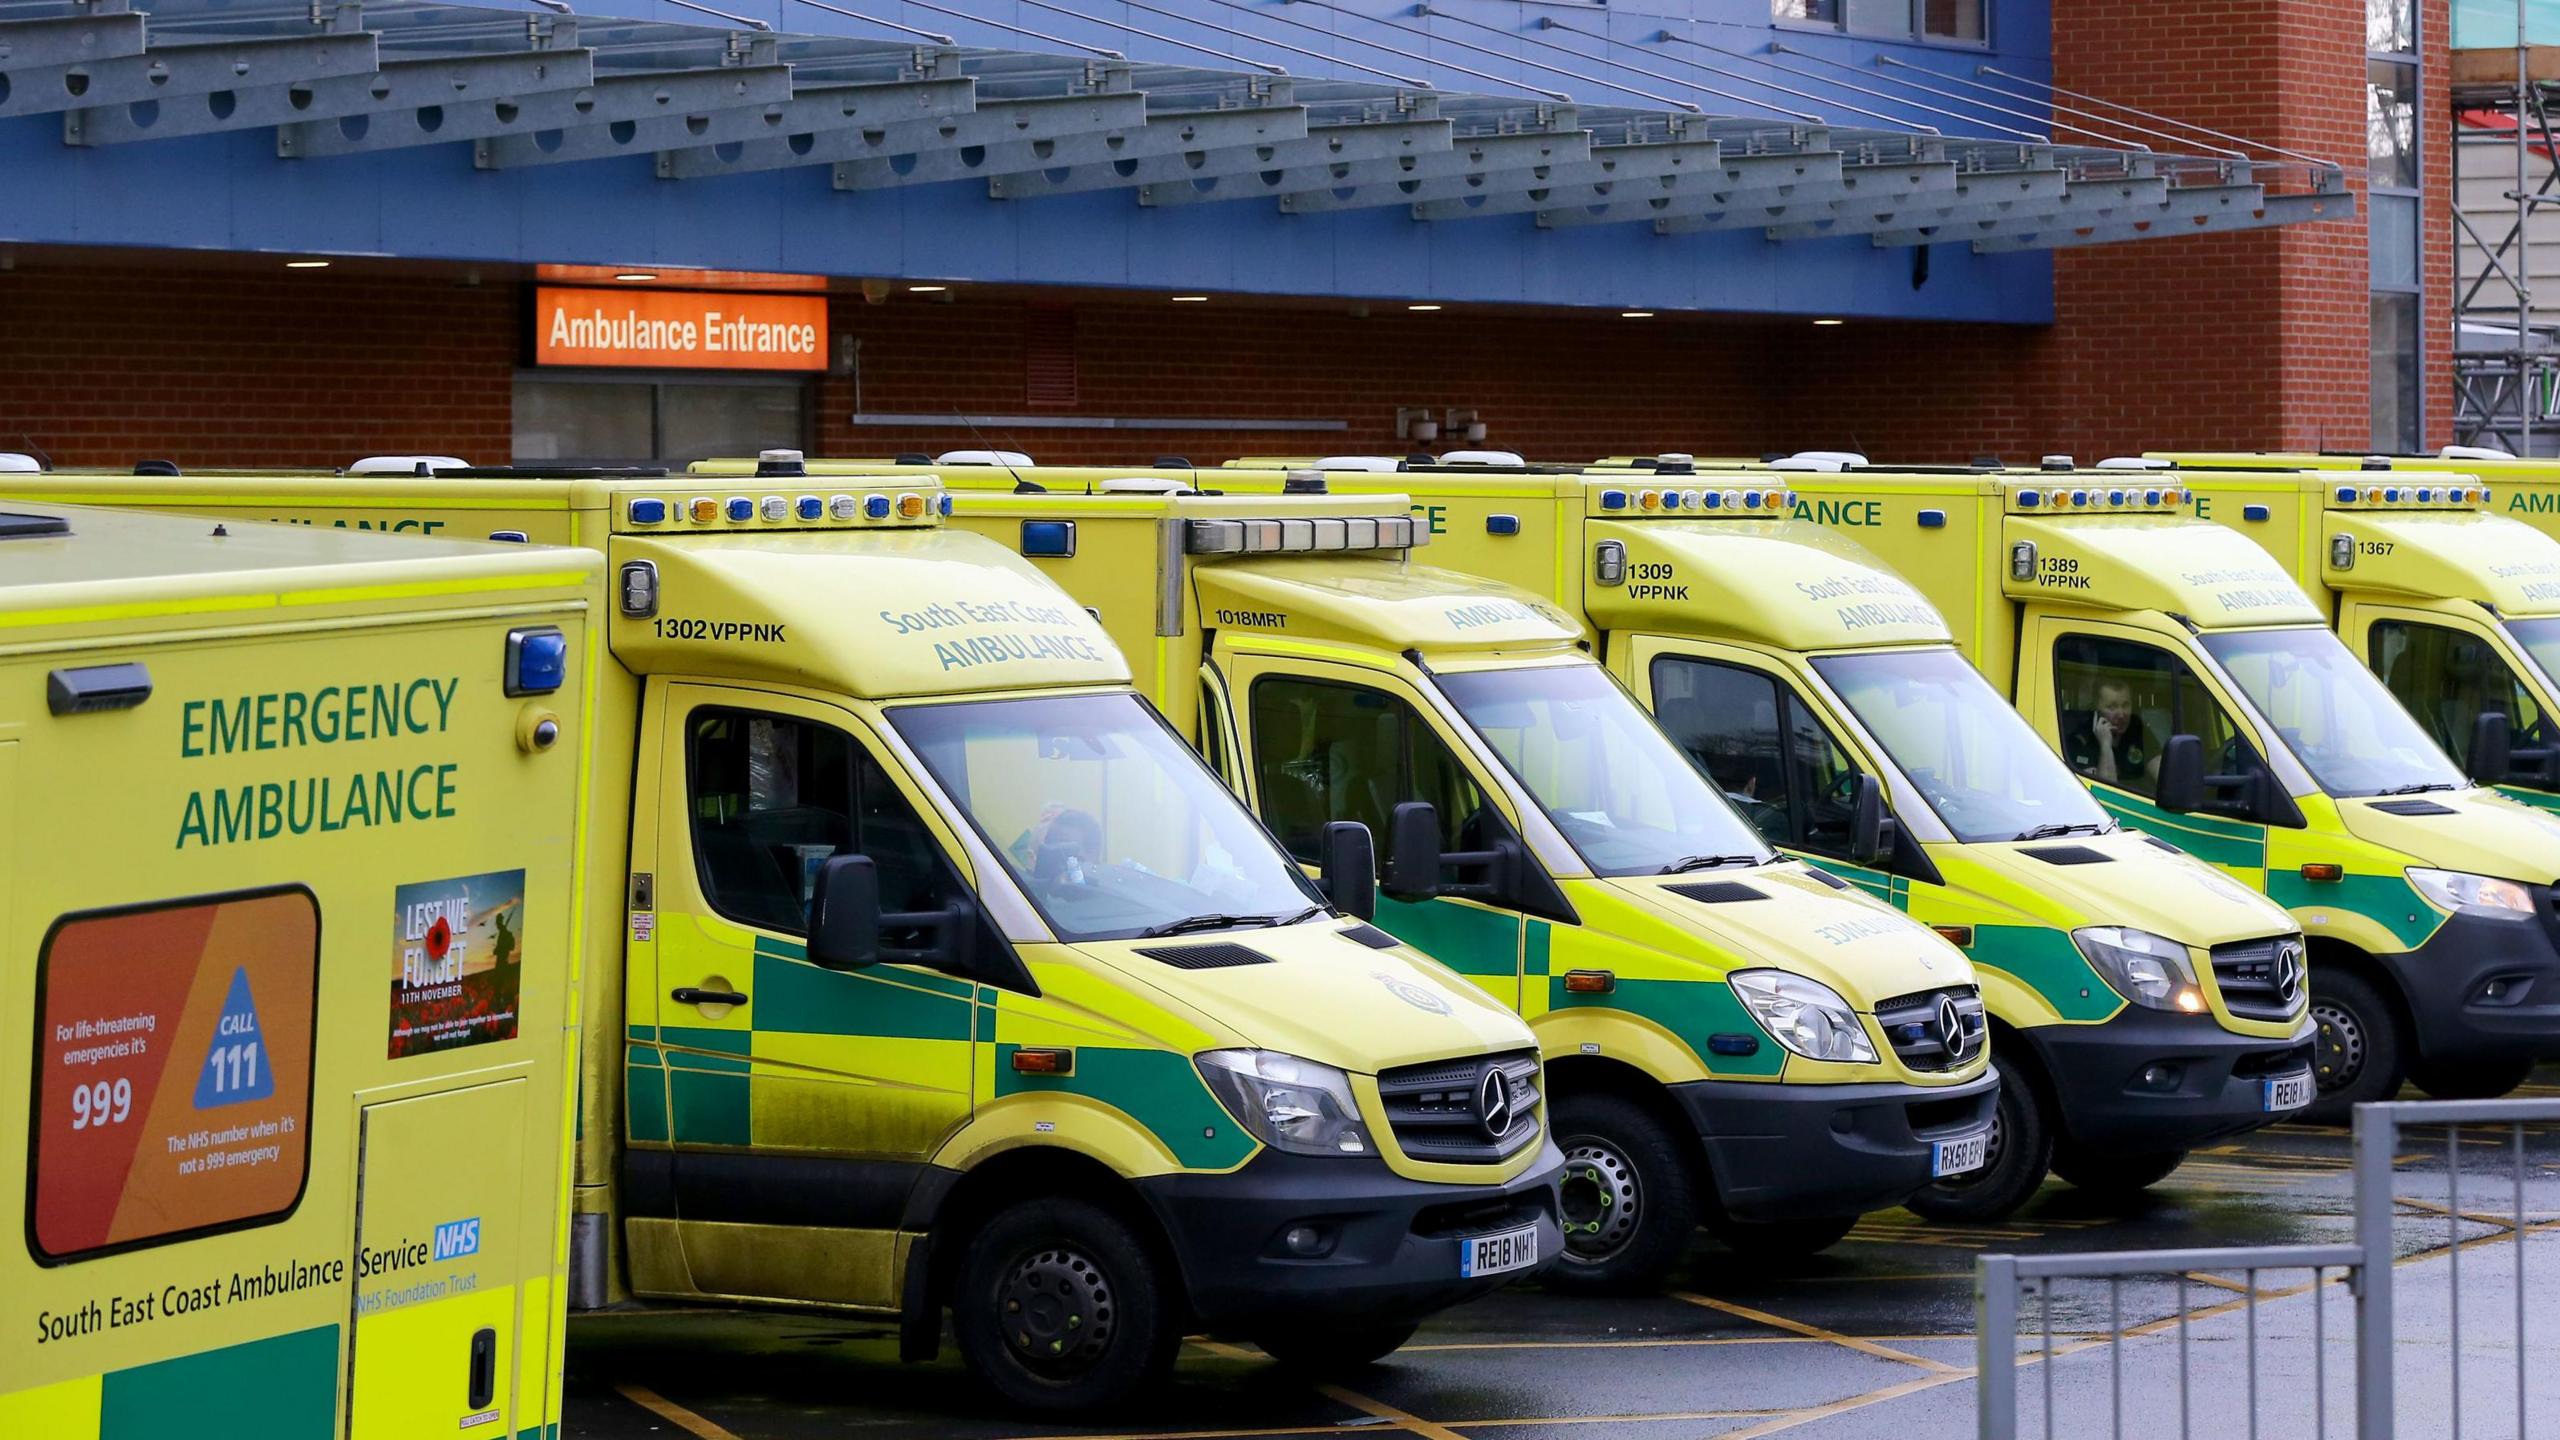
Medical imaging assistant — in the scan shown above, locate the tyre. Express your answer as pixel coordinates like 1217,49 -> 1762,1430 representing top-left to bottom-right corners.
1252,1321 -> 1421,1374
2305,967 -> 2405,1124
2051,1146 -> 2185,1195
1904,1073 -> 2051,1223
1706,1212 -> 1858,1257
950,1197 -> 1178,1416
1546,1090 -> 1700,1296
2406,1055 -> 2534,1101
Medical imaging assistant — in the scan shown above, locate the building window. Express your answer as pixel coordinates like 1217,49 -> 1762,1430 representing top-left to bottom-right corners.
2367,16 -> 2422,450
512,374 -> 808,466
1773,0 -> 1983,44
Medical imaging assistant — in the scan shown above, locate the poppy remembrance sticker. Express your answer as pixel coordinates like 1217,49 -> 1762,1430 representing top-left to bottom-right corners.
389,870 -> 526,1058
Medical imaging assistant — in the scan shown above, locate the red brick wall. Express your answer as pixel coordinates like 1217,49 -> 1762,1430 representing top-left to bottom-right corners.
0,265 -> 516,468
2424,0 -> 2455,447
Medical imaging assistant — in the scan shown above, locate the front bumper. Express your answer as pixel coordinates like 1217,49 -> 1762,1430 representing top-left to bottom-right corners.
1137,1142 -> 1565,1330
2379,907 -> 2560,1065
1669,1067 -> 2000,1223
2031,1011 -> 2316,1150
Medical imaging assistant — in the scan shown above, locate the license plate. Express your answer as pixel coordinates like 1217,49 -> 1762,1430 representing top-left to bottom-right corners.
1933,1131 -> 1991,1178
2264,1070 -> 2316,1112
1459,1223 -> 1539,1279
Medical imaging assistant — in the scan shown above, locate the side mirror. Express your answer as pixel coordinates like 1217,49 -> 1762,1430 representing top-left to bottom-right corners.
1849,774 -> 1898,865
2155,734 -> 2207,815
1384,801 -> 1444,901
2469,710 -> 2514,787
809,855 -> 883,970
1319,821 -> 1378,921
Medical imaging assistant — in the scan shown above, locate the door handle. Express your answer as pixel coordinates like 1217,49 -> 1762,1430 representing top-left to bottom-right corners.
671,987 -> 749,1007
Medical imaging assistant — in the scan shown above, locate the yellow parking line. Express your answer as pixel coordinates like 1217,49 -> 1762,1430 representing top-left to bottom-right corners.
1670,1292 -> 1961,1374
615,1385 -> 747,1440
1447,1406 -> 1789,1427
1716,1370 -> 1977,1439
1317,1384 -> 1473,1440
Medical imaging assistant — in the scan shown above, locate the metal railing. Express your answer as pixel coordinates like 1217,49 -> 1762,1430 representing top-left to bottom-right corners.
1976,1097 -> 2560,1440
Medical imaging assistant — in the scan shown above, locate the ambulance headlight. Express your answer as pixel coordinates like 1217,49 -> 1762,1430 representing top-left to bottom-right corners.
1730,970 -> 1877,1063
2407,868 -> 2536,919
1196,1050 -> 1374,1156
2075,926 -> 2205,1012
505,627 -> 568,697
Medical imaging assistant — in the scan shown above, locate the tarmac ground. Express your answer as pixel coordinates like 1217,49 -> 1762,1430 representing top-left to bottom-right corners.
563,1070 -> 2560,1440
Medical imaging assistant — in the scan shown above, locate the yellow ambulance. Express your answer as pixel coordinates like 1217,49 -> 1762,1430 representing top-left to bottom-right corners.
0,461 -> 1560,1415
2161,464 -> 2560,811
841,467 -> 2002,1291
0,503 -> 595,1439
1150,457 -> 2312,1220
1739,462 -> 2560,1115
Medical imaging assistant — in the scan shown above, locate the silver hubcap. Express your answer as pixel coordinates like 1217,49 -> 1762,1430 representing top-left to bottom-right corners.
1559,1137 -> 1641,1262
2312,998 -> 2366,1093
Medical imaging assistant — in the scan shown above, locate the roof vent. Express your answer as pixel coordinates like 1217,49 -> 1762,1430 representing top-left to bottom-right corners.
1770,457 -> 1848,473
755,447 -> 807,477
1151,455 -> 1192,469
349,455 -> 468,476
937,449 -> 1033,467
894,452 -> 933,466
1789,450 -> 1868,468
2362,455 -> 2393,471
2095,457 -> 2171,470
1097,477 -> 1196,495
2039,454 -> 2075,472
0,453 -> 43,474
1317,456 -> 1402,473
2440,444 -> 2515,461
1284,469 -> 1328,495
1441,449 -> 1525,466
134,459 -> 182,476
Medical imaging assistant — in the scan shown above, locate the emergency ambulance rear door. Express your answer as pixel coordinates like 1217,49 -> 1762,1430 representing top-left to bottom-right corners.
1218,644 -> 1526,1009
636,682 -> 979,1309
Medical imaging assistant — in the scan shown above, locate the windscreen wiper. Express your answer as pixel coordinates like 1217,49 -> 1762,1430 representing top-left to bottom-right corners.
2015,822 -> 2110,841
2379,782 -> 2460,796
1138,912 -> 1285,939
1661,853 -> 1765,874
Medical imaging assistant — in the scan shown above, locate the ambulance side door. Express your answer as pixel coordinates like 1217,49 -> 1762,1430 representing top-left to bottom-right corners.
1221,649 -> 1527,1011
2351,605 -> 2552,788
637,683 -> 978,1308
1625,636 -> 1909,907
2027,617 -> 2279,885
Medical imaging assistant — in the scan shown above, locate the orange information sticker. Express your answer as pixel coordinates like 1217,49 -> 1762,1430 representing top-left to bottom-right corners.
533,285 -> 827,371
31,889 -> 319,1263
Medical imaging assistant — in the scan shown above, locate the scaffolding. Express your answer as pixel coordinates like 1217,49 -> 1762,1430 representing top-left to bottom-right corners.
2452,32 -> 2560,454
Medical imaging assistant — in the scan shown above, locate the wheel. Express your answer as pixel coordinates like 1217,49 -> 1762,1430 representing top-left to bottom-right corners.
2051,1146 -> 2186,1196
1546,1090 -> 1700,1296
1252,1321 -> 1421,1374
950,1197 -> 1178,1416
1903,1071 -> 2051,1223
2406,1055 -> 2534,1101
2305,968 -> 2405,1124
1706,1212 -> 1857,1257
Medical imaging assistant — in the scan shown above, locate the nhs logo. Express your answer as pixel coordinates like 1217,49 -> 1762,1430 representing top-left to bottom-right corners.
433,1217 -> 482,1262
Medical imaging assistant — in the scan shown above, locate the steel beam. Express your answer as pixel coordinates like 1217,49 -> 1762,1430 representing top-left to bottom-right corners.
1971,186 -> 2353,252
987,117 -> 1449,199
0,31 -> 379,121
1918,180 -> 2258,249
469,65 -> 801,168
660,90 -> 1144,179
1866,174 -> 2170,247
1750,167 -> 2068,240
1403,139 -> 1724,220
1536,159 -> 1951,230
834,102 -> 1305,191
1141,128 -> 1589,208
1716,147 -> 1845,200
0,11 -> 146,71
71,48 -> 594,146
